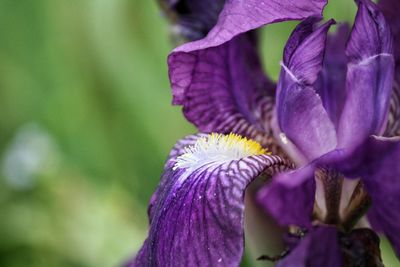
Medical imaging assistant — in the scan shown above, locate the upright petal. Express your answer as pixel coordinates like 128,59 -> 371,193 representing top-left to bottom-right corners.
379,0 -> 400,64
276,18 -> 337,160
379,0 -> 400,136
158,0 -> 225,41
169,33 -> 277,149
134,134 -> 292,267
168,0 -> 328,149
338,0 -> 394,149
346,136 -> 400,257
316,24 -> 350,128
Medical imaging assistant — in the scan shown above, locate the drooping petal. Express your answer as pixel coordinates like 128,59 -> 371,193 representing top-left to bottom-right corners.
276,18 -> 337,160
148,133 -> 208,223
338,0 -> 394,149
276,226 -> 342,267
168,0 -> 328,149
345,136 -> 400,257
171,0 -> 327,51
158,0 -> 225,41
134,134 -> 292,267
316,24 -> 350,128
257,164 -> 316,228
169,33 -> 278,149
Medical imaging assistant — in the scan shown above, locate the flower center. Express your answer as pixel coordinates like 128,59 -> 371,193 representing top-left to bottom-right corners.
173,133 -> 268,170
314,168 -> 371,230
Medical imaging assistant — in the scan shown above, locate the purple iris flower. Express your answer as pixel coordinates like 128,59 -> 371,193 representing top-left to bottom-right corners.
257,0 -> 400,265
130,0 -> 400,266
131,1 -> 328,266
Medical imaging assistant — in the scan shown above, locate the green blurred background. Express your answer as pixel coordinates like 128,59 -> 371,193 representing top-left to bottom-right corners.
0,0 -> 396,266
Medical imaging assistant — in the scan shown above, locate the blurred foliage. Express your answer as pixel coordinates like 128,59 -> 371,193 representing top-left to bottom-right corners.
0,0 -> 193,266
0,0 -> 397,266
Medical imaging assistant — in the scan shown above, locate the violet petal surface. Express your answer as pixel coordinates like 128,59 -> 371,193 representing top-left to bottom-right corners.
277,226 -> 342,267
134,134 -> 292,267
257,164 -> 316,228
338,0 -> 394,149
276,18 -> 337,160
168,34 -> 276,148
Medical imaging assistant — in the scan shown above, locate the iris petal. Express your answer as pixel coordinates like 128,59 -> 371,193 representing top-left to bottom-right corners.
148,133 -> 208,223
170,0 -> 327,51
378,0 -> 400,64
134,134 -> 292,266
379,0 -> 400,136
276,18 -> 337,160
338,0 -> 394,149
169,33 -> 278,149
316,24 -> 349,128
277,226 -> 342,267
346,136 -> 400,257
168,0 -> 328,150
257,164 -> 316,228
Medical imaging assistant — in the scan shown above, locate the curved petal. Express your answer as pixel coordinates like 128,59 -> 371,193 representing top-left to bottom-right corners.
168,0 -> 328,149
148,133 -> 208,223
347,136 -> 400,257
158,0 -> 225,41
316,24 -> 350,128
171,0 -> 327,52
134,135 -> 292,267
257,164 -> 316,228
338,0 -> 394,149
276,18 -> 337,160
169,33 -> 278,149
379,0 -> 400,64
276,226 -> 342,267
379,0 -> 400,136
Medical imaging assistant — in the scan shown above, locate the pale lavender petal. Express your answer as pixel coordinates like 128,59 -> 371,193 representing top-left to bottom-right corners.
158,0 -> 225,41
276,18 -> 337,160
316,24 -> 350,128
338,0 -> 394,149
277,226 -> 342,267
169,33 -> 277,148
134,149 -> 292,266
257,164 -> 316,227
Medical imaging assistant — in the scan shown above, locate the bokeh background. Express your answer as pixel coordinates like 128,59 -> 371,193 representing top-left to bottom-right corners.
0,0 -> 397,266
